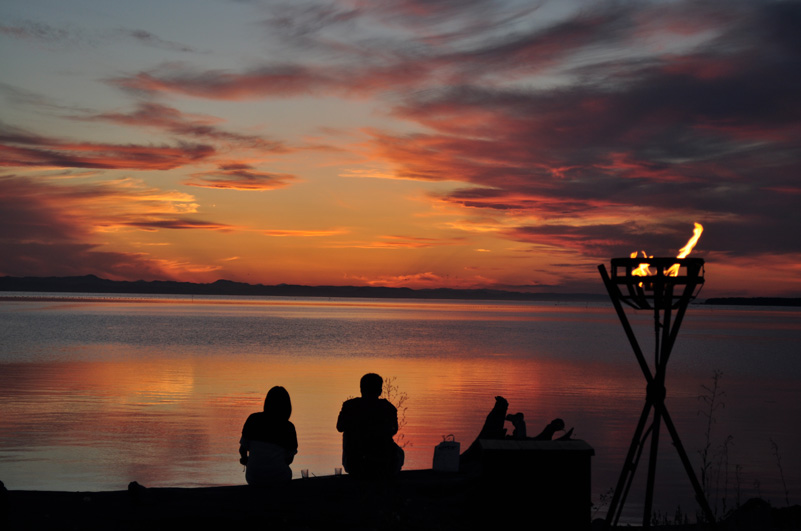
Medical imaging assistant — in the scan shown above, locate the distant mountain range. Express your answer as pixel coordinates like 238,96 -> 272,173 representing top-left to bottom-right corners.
0,275 -> 606,302
2,275 -> 799,306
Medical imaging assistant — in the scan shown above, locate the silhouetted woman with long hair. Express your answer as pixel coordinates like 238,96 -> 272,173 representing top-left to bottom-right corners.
239,386 -> 298,485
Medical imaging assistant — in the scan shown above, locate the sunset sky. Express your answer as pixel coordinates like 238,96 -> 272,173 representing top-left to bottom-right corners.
2,0 -> 800,296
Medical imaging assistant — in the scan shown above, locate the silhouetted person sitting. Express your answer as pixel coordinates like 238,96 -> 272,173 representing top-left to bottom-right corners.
461,396 -> 572,466
460,395 -> 509,463
336,373 -> 404,478
239,386 -> 298,485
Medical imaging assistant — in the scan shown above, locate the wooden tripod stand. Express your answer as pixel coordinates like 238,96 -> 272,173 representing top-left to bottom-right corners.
598,258 -> 716,528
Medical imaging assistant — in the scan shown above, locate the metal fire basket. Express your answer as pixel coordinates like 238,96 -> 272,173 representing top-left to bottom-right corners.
598,257 -> 715,528
608,257 -> 705,310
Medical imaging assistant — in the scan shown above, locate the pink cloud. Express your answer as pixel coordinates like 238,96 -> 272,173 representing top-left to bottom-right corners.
1,123 -> 214,170
108,62 -> 432,100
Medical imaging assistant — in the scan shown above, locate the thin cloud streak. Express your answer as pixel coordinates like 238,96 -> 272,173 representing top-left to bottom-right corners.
1,123 -> 214,170
1,19 -> 198,52
122,219 -> 238,232
108,60 -> 434,100
323,234 -> 466,250
123,29 -> 198,53
185,165 -> 297,190
263,229 -> 346,237
79,103 -> 288,150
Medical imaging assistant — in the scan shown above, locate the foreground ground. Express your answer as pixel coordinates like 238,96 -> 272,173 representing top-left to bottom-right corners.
6,472 -> 479,531
2,472 -> 799,530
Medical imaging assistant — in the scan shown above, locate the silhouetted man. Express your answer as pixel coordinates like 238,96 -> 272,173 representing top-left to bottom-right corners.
336,373 -> 404,478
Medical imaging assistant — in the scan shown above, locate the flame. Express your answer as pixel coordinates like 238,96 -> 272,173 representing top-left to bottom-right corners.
631,250 -> 653,277
666,222 -> 704,276
629,222 -> 704,280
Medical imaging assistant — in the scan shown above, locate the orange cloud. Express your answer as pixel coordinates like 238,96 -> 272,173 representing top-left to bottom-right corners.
0,177 -> 233,280
378,235 -> 465,248
365,272 -> 445,287
353,269 -> 506,290
324,235 -> 465,249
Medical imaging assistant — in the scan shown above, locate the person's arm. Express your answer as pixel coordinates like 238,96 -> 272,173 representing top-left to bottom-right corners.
240,414 -> 252,465
286,423 -> 298,464
386,401 -> 399,436
336,401 -> 349,433
239,440 -> 249,465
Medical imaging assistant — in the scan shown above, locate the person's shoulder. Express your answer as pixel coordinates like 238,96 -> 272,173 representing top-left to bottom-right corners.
280,419 -> 297,436
244,411 -> 267,425
242,411 -> 264,434
379,399 -> 397,411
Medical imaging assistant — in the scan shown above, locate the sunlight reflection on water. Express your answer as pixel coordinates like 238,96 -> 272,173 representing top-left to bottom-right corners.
1,295 -> 799,523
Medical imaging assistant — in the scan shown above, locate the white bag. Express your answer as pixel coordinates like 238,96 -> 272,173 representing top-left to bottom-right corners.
432,434 -> 460,472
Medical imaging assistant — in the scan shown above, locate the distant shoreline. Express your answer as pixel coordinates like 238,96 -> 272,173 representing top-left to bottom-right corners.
703,297 -> 801,307
0,274 -> 607,303
2,275 -> 799,306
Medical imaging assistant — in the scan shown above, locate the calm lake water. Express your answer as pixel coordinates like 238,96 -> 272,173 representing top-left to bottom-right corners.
1,294 -> 799,523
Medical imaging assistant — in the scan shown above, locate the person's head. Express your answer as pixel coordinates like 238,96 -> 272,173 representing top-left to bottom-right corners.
263,386 -> 292,420
359,373 -> 383,399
